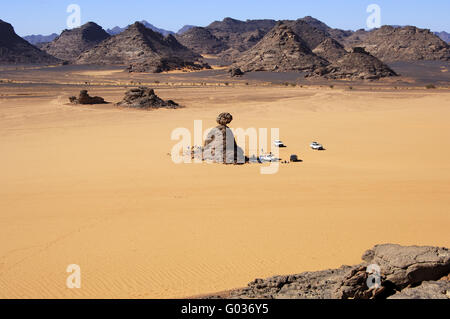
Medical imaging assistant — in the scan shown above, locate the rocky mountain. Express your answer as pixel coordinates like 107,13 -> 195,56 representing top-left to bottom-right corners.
106,20 -> 174,36
177,25 -> 196,35
23,33 -> 58,45
176,27 -> 228,55
351,26 -> 450,62
76,22 -> 209,73
41,22 -> 110,62
435,31 -> 450,43
0,19 -> 60,64
232,23 -> 328,72
308,47 -> 398,80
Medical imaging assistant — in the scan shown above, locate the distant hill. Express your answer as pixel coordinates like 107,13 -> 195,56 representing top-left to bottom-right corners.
177,25 -> 196,35
435,31 -> 450,43
41,22 -> 110,62
106,20 -> 174,36
0,19 -> 60,64
23,33 -> 58,45
76,22 -> 209,73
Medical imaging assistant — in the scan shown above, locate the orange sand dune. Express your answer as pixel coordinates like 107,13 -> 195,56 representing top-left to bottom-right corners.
0,86 -> 449,298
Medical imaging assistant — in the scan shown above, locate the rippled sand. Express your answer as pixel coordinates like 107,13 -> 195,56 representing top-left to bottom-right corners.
1,83 -> 449,298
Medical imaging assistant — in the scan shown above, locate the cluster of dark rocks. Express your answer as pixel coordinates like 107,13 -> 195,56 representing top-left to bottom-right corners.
116,87 -> 180,109
68,87 -> 181,109
69,90 -> 107,105
207,244 -> 450,299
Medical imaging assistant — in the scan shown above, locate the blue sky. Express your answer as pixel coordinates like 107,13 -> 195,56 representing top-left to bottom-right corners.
1,0 -> 449,36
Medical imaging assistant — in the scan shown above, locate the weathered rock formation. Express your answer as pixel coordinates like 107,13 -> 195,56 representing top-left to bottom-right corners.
232,23 -> 328,72
0,19 -> 60,64
308,47 -> 397,80
69,90 -> 107,105
200,113 -> 247,164
207,244 -> 450,299
41,22 -> 110,62
76,22 -> 209,73
116,87 -> 180,109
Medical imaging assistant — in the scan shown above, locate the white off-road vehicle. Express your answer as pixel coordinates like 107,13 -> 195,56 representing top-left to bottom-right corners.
310,142 -> 324,150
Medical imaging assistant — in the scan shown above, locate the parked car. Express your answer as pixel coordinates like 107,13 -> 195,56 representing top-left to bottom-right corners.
274,140 -> 286,147
310,142 -> 324,150
290,154 -> 299,162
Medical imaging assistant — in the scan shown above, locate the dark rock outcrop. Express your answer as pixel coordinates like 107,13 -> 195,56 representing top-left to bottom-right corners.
76,22 -> 209,73
69,90 -> 107,105
0,19 -> 60,64
308,47 -> 397,80
116,87 -> 180,109
210,244 -> 450,299
232,23 -> 328,73
41,22 -> 110,62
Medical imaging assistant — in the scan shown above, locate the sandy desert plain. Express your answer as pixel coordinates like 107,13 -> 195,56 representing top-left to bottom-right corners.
0,63 -> 449,298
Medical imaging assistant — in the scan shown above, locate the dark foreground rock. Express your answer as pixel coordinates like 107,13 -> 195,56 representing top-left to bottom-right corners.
116,87 -> 180,109
207,244 -> 450,299
388,281 -> 450,299
69,90 -> 107,105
